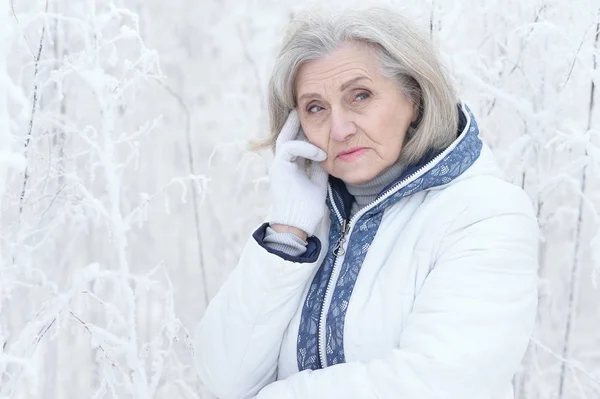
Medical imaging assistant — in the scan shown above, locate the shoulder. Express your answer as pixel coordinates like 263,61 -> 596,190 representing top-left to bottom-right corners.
428,174 -> 537,222
417,175 -> 539,254
421,141 -> 536,222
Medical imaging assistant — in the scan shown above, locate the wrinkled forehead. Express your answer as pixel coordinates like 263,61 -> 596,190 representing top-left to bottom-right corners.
294,42 -> 382,99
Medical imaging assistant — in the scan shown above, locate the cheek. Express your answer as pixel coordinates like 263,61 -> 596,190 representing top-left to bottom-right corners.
304,128 -> 334,171
302,125 -> 329,150
384,127 -> 406,152
375,112 -> 409,151
380,132 -> 405,162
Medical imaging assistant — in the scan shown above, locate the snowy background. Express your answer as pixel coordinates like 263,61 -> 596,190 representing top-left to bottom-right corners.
0,0 -> 599,398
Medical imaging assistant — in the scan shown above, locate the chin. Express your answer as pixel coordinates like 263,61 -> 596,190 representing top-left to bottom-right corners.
337,170 -> 377,185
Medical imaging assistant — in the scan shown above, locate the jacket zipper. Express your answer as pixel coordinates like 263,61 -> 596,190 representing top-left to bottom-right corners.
315,114 -> 471,368
333,219 -> 351,256
317,198 -> 349,369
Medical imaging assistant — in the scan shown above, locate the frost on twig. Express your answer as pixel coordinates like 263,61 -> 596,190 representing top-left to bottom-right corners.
1,0 -> 206,397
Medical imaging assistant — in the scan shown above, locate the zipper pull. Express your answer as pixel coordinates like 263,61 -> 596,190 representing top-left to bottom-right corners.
333,219 -> 350,257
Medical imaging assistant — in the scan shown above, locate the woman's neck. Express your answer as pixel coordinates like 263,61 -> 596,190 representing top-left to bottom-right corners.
344,158 -> 406,216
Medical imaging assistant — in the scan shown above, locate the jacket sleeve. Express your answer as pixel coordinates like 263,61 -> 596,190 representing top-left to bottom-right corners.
255,183 -> 539,399
193,223 -> 323,399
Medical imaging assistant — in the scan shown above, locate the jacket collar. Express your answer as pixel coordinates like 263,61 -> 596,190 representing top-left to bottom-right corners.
326,103 -> 483,221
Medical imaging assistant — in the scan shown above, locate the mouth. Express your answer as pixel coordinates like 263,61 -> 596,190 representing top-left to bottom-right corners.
337,147 -> 369,162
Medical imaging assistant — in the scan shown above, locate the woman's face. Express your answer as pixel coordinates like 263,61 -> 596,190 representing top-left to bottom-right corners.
295,41 -> 418,185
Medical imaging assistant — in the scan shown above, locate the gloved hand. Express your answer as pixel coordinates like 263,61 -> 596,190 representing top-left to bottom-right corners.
268,109 -> 329,237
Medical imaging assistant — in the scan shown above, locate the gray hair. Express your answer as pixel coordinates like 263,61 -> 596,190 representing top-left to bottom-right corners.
253,5 -> 459,166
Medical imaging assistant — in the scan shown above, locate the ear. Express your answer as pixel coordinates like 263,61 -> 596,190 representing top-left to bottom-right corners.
411,102 -> 419,123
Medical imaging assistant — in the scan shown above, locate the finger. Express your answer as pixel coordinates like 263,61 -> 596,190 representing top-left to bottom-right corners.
275,110 -> 300,151
279,141 -> 328,163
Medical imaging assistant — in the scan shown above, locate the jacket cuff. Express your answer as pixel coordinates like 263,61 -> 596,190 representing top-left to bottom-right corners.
252,223 -> 321,264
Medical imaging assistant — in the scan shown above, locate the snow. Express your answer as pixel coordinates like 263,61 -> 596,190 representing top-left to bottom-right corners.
0,0 -> 599,398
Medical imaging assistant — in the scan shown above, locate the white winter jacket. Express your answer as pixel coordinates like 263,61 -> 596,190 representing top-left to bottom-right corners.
193,104 -> 539,399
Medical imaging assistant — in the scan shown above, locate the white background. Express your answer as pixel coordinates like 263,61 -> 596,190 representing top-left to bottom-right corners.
0,0 -> 599,397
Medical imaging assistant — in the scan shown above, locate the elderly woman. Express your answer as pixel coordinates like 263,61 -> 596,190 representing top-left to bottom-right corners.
194,6 -> 539,399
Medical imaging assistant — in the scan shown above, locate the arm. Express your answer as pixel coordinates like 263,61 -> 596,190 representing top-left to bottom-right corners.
263,226 -> 309,257
193,109 -> 330,398
256,183 -> 539,399
193,223 -> 322,399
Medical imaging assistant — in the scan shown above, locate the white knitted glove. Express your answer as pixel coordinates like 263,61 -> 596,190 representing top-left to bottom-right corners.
268,109 -> 329,237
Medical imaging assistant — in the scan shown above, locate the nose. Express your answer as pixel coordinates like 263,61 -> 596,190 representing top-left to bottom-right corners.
329,108 -> 357,142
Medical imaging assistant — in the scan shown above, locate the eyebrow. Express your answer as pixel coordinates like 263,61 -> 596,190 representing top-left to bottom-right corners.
297,76 -> 372,103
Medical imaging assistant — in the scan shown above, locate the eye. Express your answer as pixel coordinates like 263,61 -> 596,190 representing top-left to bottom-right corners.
355,92 -> 370,101
307,104 -> 324,113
